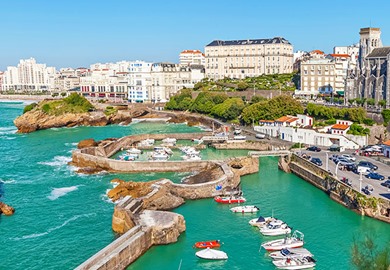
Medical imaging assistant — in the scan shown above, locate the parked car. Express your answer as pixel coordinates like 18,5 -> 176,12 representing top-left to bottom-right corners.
365,172 -> 385,180
306,146 -> 321,152
353,166 -> 372,174
310,157 -> 322,166
362,185 -> 374,195
340,154 -> 356,162
358,161 -> 378,170
335,157 -> 355,166
345,163 -> 357,172
381,180 -> 390,188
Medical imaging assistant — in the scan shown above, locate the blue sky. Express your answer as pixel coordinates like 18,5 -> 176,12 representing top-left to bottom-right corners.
0,0 -> 389,70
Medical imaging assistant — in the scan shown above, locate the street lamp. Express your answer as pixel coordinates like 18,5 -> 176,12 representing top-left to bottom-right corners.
359,171 -> 363,193
325,151 -> 329,172
335,161 -> 341,178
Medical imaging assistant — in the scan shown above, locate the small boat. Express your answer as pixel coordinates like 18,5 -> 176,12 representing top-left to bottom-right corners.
163,147 -> 173,155
194,240 -> 221,249
259,220 -> 291,236
138,139 -> 155,146
162,138 -> 177,144
261,230 -> 304,251
150,152 -> 169,161
195,247 -> 228,260
248,216 -> 275,227
214,196 -> 246,204
192,138 -> 203,144
127,148 -> 142,154
272,256 -> 316,269
269,248 -> 313,261
230,205 -> 259,213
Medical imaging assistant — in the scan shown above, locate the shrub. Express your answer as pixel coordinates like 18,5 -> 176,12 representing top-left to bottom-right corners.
42,104 -> 51,114
23,103 -> 37,114
363,118 -> 375,126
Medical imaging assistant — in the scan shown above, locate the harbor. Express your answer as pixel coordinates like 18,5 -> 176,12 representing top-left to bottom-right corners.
1,102 -> 390,270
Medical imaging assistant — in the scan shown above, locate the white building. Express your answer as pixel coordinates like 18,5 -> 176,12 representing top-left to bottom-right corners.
2,58 -> 56,92
204,37 -> 293,80
333,44 -> 359,61
330,120 -> 353,135
383,140 -> 390,158
0,72 -> 3,91
255,125 -> 364,149
179,50 -> 205,66
127,61 -> 153,103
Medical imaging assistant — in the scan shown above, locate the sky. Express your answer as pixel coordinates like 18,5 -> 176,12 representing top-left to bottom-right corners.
0,0 -> 389,70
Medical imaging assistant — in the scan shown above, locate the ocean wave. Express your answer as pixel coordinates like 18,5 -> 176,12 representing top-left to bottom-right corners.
47,185 -> 83,200
101,192 -> 114,204
38,156 -> 72,167
64,142 -> 78,147
0,127 -> 17,135
0,136 -> 16,140
0,179 -> 17,184
11,213 -> 96,240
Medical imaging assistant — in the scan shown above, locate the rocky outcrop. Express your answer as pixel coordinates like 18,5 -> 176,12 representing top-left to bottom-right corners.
139,210 -> 186,245
13,108 -> 135,133
112,207 -> 136,234
0,202 -> 15,216
77,139 -> 98,149
108,179 -> 156,202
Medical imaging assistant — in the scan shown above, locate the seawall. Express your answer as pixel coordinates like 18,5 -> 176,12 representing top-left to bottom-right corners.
289,153 -> 390,223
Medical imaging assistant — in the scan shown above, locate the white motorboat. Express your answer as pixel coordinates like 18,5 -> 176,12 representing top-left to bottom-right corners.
248,216 -> 275,227
272,256 -> 316,269
162,138 -> 177,144
261,230 -> 304,251
230,205 -> 259,213
138,139 -> 155,146
269,248 -> 313,261
150,152 -> 169,161
195,247 -> 228,260
127,148 -> 142,155
163,147 -> 173,155
259,220 -> 291,236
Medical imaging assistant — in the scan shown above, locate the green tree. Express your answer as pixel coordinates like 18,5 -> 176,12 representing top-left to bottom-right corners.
366,98 -> 375,106
378,100 -> 387,108
23,103 -> 37,114
250,95 -> 267,104
351,235 -> 390,270
236,82 -> 249,91
382,109 -> 390,125
211,98 -> 245,121
190,92 -> 227,114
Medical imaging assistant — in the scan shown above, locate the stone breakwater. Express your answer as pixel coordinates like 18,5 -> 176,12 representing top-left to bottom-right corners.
287,153 -> 390,224
76,156 -> 258,270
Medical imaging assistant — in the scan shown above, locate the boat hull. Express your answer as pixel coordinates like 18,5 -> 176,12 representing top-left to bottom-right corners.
262,241 -> 304,251
194,240 -> 221,249
214,196 -> 246,204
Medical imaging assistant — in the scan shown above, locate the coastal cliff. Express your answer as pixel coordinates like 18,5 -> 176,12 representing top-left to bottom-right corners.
14,109 -> 134,133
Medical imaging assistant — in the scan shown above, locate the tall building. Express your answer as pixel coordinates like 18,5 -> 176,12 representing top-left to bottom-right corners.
179,50 -> 205,66
127,61 -> 153,103
1,58 -> 56,92
204,37 -> 293,80
352,27 -> 390,107
0,72 -> 3,91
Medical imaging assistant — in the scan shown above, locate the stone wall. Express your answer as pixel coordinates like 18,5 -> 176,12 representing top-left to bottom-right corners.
290,154 -> 390,223
212,141 -> 272,150
191,89 -> 293,100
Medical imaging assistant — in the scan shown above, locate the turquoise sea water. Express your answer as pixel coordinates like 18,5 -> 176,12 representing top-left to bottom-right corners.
0,102 -> 389,270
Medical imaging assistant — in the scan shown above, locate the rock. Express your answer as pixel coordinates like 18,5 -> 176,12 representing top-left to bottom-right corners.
112,207 -> 136,234
13,108 -> 133,133
139,210 -> 186,245
107,179 -> 156,202
77,138 -> 98,149
0,202 -> 15,216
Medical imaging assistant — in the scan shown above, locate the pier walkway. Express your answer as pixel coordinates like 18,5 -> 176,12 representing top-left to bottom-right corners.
249,150 -> 291,157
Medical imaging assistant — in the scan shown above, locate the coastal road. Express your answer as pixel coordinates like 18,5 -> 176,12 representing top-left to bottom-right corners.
299,149 -> 390,199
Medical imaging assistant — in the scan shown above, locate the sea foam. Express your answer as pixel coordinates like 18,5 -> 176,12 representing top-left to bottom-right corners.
38,156 -> 72,167
11,213 -> 96,240
47,185 -> 82,200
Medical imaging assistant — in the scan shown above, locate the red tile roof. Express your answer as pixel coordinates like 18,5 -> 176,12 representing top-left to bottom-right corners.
311,50 -> 325,55
276,116 -> 299,123
331,124 -> 350,130
330,54 -> 350,58
383,140 -> 390,146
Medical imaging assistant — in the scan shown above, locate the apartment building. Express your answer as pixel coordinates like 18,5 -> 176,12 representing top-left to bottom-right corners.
128,61 -> 153,103
0,72 -> 3,91
179,50 -> 205,66
299,58 -> 336,96
2,58 -> 56,92
204,37 -> 293,80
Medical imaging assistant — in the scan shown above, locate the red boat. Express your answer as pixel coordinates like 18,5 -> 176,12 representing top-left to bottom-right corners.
214,196 -> 246,204
194,240 -> 221,249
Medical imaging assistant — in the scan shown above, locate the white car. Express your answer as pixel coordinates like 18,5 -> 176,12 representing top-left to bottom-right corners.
341,154 -> 356,162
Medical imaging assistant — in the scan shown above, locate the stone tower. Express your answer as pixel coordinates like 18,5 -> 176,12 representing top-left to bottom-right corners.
358,27 -> 382,69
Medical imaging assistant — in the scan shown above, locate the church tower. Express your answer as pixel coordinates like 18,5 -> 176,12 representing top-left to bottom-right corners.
358,27 -> 382,69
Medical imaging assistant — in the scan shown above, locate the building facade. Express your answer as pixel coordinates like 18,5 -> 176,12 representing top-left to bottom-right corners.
179,50 -> 205,66
204,37 -> 293,80
352,27 -> 390,107
1,58 -> 56,93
